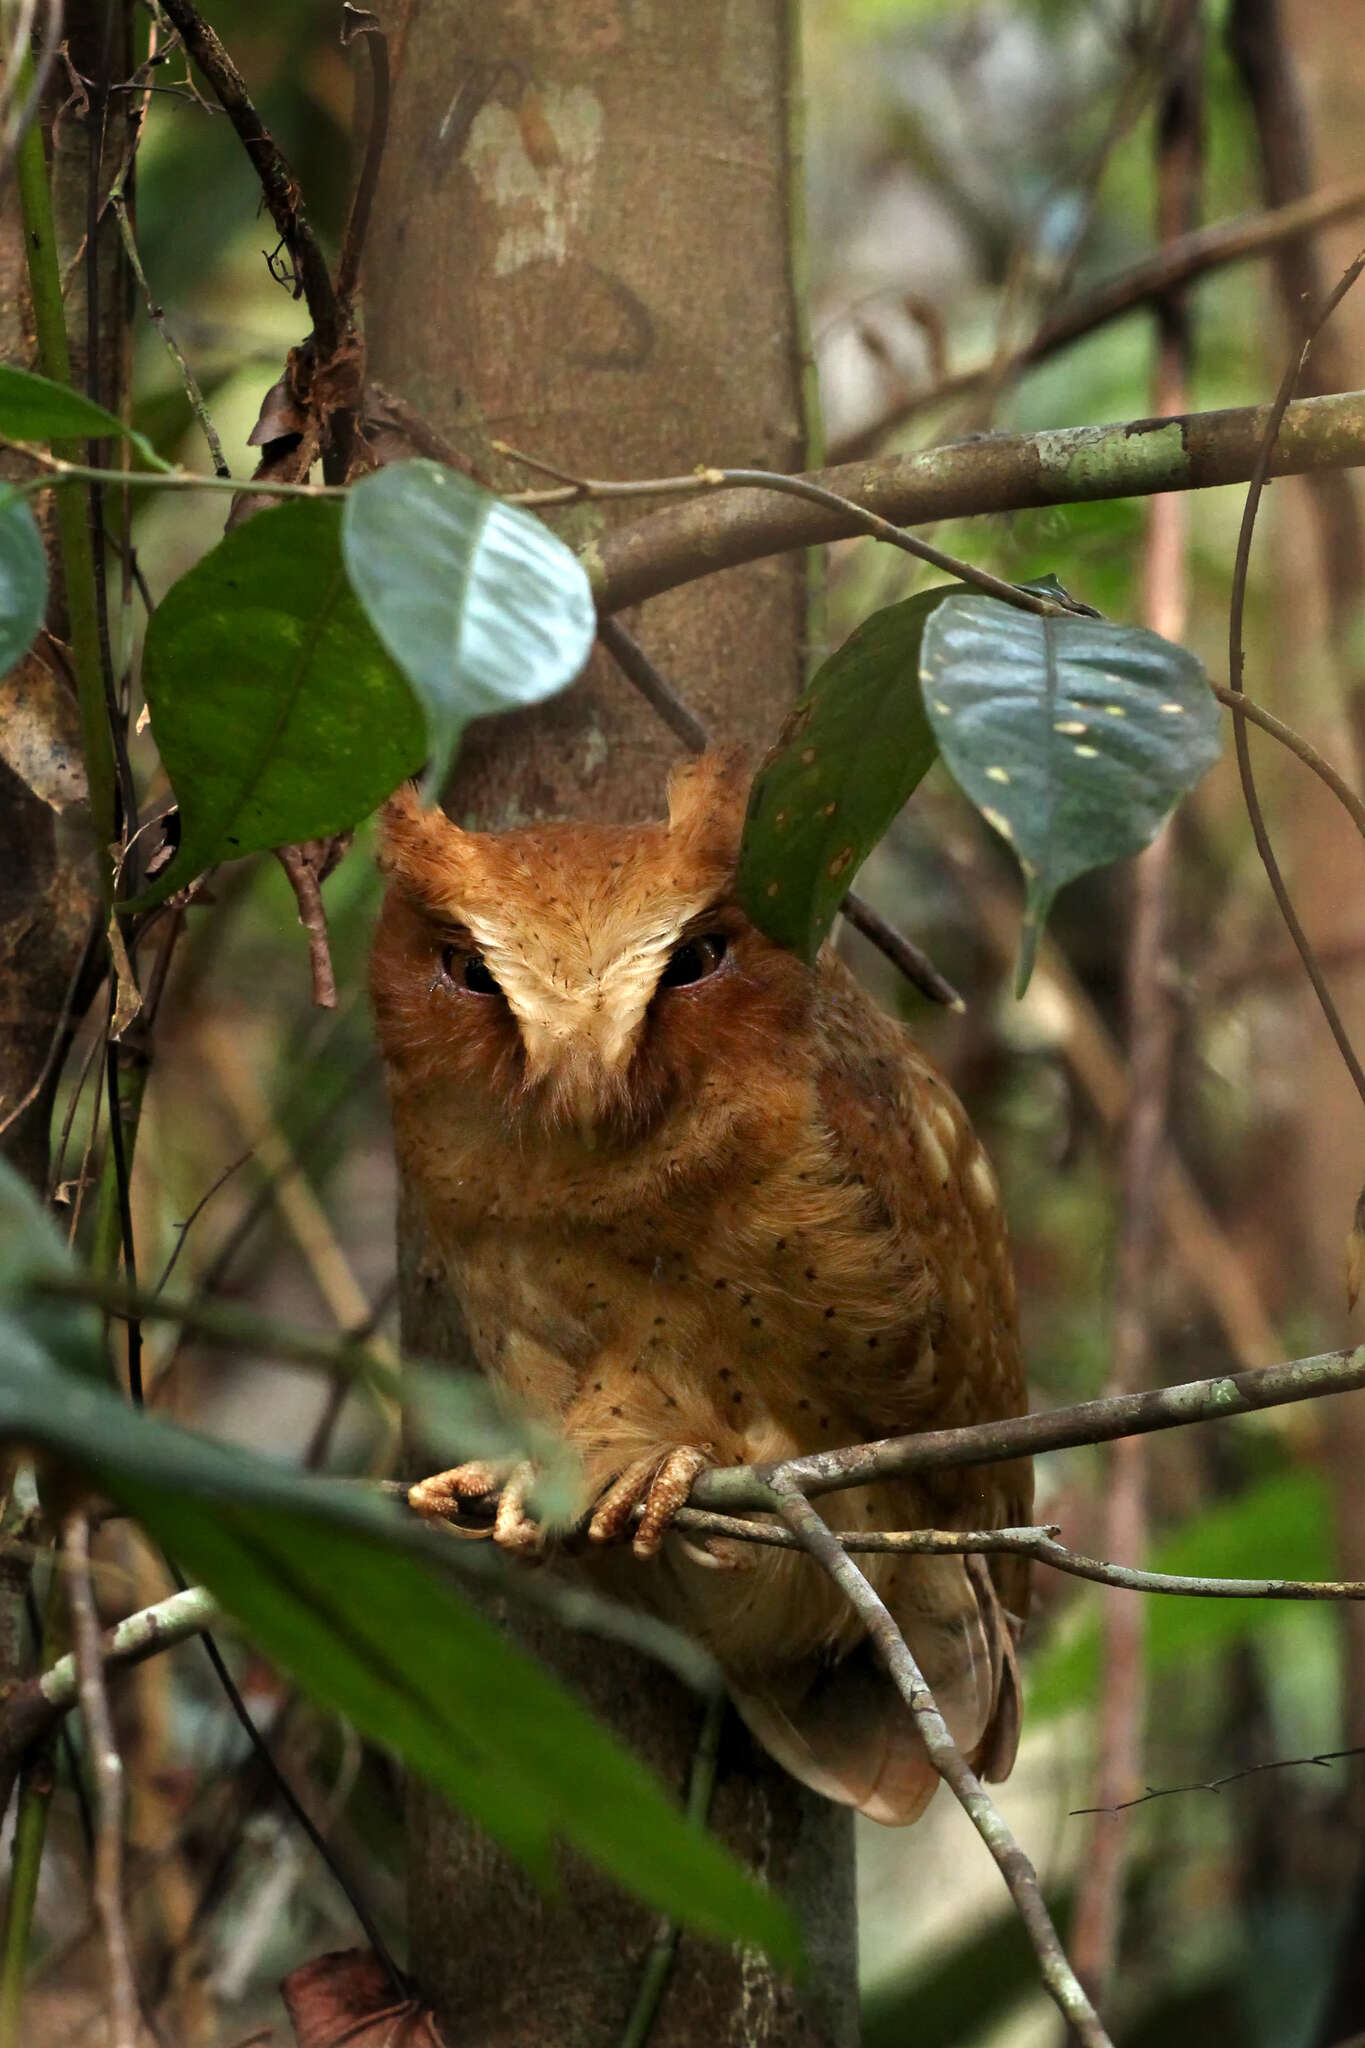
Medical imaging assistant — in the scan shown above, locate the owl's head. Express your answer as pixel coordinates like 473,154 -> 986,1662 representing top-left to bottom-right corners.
370,752 -> 812,1146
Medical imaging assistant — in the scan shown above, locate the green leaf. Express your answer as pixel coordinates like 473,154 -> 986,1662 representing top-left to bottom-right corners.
0,1164 -> 795,1960
0,363 -> 168,471
341,460 -> 597,796
135,499 -> 427,902
0,490 -> 47,679
1027,1470 -> 1332,1721
920,592 -> 1221,992
737,588 -> 951,960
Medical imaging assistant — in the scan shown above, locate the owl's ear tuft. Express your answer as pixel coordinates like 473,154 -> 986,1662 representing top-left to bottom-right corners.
665,749 -> 751,870
376,780 -> 472,903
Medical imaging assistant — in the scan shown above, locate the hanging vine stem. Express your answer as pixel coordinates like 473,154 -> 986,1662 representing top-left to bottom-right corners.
1226,241 -> 1365,1111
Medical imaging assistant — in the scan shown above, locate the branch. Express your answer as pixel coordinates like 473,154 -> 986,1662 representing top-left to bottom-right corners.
65,1514 -> 139,2048
691,1343 -> 1365,1511
595,616 -> 964,1009
829,173 -> 1365,460
771,1479 -> 1111,2048
1225,246 -> 1365,1113
592,388 -> 1365,614
275,841 -> 340,1009
665,1511 -> 1365,1599
0,1585 -> 218,1791
1071,1744 -> 1365,1815
155,0 -> 341,357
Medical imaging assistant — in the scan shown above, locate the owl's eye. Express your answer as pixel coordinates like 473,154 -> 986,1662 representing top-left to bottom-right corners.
659,932 -> 728,989
441,945 -> 501,996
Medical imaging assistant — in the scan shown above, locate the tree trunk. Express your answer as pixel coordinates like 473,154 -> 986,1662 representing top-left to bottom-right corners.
364,5 -> 858,2043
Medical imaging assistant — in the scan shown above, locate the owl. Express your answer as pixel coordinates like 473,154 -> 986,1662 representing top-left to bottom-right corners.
370,751 -> 1031,1825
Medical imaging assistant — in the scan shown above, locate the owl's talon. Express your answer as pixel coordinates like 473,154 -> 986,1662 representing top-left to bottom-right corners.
588,1446 -> 713,1560
408,1457 -> 513,1526
492,1461 -> 549,1553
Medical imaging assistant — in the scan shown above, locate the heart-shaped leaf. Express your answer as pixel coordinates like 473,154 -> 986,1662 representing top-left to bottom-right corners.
920,592 -> 1221,991
0,490 -> 46,678
341,460 -> 596,796
738,588 -> 952,960
0,364 -> 168,470
135,498 -> 426,902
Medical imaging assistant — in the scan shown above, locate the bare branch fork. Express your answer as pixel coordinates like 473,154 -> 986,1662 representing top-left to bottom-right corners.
773,1479 -> 1113,2048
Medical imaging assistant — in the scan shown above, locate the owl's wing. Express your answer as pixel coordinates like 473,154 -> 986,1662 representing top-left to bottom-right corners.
811,949 -> 1033,1521
727,1550 -> 1021,1824
744,952 -> 1032,1822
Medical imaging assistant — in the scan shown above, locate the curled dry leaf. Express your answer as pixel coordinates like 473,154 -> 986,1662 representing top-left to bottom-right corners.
282,1948 -> 447,2048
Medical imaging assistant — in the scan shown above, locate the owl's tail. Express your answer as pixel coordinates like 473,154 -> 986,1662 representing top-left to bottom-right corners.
724,1552 -> 1022,1826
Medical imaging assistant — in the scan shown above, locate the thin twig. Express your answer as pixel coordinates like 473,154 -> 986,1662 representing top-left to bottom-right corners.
0,1586 -> 218,1793
503,440 -> 1077,613
0,905 -> 101,1142
838,892 -> 966,1012
596,616 -> 711,752
65,1512 -> 139,2048
829,173 -> 1365,461
771,1478 -> 1111,2048
1209,682 -> 1365,847
1228,0 -> 1365,773
713,469 -> 1083,617
1227,243 -> 1365,1111
104,1038 -> 143,1403
335,5 -> 389,312
275,844 -> 339,1009
618,1690 -> 725,2048
154,1147 -> 253,1294
153,0 -> 341,355
595,617 -> 963,1008
663,1510 -> 1365,1597
1072,1745 -> 1365,1815
184,1596 -> 407,1996
32,1269 -> 399,1390
110,191 -> 228,477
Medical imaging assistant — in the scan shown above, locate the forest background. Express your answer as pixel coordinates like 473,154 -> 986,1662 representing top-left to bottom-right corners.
9,0 -> 1365,2044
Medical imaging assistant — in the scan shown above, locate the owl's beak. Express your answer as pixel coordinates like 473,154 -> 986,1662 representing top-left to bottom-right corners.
516,1008 -> 639,1142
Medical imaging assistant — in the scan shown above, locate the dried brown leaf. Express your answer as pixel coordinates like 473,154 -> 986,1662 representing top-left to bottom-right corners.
282,1949 -> 447,2048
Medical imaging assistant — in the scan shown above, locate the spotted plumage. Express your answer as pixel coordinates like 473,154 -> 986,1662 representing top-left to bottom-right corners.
370,752 -> 1031,1824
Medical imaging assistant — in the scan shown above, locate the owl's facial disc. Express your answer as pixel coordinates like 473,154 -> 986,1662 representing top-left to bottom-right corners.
458,901 -> 737,1140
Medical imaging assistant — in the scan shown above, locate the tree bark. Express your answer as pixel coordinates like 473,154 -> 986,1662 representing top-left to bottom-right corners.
364,5 -> 858,2043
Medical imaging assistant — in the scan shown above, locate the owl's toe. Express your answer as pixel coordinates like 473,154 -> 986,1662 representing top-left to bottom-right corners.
587,1455 -> 659,1548
633,1446 -> 712,1559
492,1461 -> 549,1554
587,1446 -> 713,1559
408,1457 -> 513,1527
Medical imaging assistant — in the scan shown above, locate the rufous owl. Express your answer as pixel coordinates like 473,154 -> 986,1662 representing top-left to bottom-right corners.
370,751 -> 1031,1825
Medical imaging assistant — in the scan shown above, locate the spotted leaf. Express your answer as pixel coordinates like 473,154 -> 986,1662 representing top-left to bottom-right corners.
920,592 -> 1220,992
